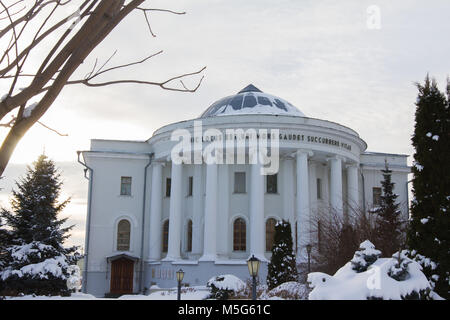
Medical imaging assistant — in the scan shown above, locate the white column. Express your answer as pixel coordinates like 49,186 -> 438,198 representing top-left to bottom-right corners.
329,156 -> 344,217
217,164 -> 230,257
296,150 -> 312,262
148,162 -> 163,261
309,162 -> 318,245
165,161 -> 183,261
200,161 -> 218,261
249,151 -> 265,261
192,164 -> 204,256
283,158 -> 295,224
346,164 -> 359,212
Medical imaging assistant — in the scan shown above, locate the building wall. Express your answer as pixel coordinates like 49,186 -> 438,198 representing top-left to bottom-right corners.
83,149 -> 151,295
82,136 -> 410,296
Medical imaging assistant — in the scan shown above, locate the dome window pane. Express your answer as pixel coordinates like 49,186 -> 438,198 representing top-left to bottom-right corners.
257,96 -> 272,106
242,94 -> 257,109
273,99 -> 287,111
229,95 -> 243,110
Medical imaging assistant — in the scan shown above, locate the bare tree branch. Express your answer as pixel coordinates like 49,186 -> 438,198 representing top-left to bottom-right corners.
0,0 -> 206,176
136,7 -> 186,15
0,0 -> 71,39
62,65 -> 206,93
37,121 -> 68,136
135,6 -> 186,37
0,0 -> 25,21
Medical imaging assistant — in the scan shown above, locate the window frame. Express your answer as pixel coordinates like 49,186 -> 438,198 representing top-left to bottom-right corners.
317,178 -> 322,200
372,187 -> 382,206
186,219 -> 193,252
233,218 -> 246,251
233,172 -> 246,194
187,176 -> 193,197
162,220 -> 169,253
116,219 -> 131,251
120,176 -> 132,196
266,174 -> 278,194
265,218 -> 277,252
165,178 -> 171,197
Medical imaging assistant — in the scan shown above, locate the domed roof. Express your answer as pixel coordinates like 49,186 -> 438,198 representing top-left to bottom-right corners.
199,84 -> 305,118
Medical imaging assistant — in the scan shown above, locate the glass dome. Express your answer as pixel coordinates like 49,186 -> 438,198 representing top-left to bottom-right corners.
199,84 -> 305,118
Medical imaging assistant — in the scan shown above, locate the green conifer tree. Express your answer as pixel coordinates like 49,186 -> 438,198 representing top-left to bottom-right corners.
267,220 -> 298,290
372,161 -> 404,257
407,76 -> 450,299
0,155 -> 80,296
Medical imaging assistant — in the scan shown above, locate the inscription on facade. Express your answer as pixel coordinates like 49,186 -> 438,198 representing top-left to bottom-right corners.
190,130 -> 352,151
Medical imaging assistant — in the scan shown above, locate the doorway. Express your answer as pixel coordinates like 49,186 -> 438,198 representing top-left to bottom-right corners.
110,257 -> 134,295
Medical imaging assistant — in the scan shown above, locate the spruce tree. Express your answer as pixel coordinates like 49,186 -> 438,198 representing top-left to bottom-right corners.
407,76 -> 450,299
350,240 -> 381,273
0,154 -> 80,296
267,220 -> 298,290
372,161 -> 403,257
0,217 -> 10,269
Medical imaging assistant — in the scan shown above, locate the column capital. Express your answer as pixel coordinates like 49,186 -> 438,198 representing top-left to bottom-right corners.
295,149 -> 314,158
345,162 -> 359,170
152,160 -> 166,167
281,153 -> 296,161
326,155 -> 346,163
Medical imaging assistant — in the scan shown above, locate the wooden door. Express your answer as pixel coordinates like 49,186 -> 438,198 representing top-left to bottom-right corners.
110,258 -> 134,294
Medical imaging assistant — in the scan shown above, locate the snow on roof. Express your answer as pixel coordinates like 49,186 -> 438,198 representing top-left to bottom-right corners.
199,84 -> 305,118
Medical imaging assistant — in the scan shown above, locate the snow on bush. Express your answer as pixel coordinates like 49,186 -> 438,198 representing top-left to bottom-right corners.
261,281 -> 309,300
66,265 -> 82,292
0,241 -> 80,296
405,250 -> 442,295
206,274 -> 246,300
350,240 -> 381,273
0,242 -> 72,281
1,256 -> 67,281
207,274 -> 245,292
308,241 -> 432,300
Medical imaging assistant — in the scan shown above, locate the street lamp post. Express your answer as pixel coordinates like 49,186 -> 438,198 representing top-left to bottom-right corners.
247,255 -> 260,300
306,244 -> 312,274
176,269 -> 185,300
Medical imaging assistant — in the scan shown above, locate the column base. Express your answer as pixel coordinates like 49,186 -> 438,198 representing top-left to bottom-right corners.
199,254 -> 217,262
161,255 -> 181,262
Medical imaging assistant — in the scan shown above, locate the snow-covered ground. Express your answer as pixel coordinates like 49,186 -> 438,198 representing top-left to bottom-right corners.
5,287 -> 211,300
307,242 -> 441,300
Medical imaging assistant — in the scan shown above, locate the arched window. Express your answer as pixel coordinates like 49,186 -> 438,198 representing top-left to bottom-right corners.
186,219 -> 193,252
117,219 -> 131,251
233,218 -> 246,251
265,218 -> 277,252
162,220 -> 169,253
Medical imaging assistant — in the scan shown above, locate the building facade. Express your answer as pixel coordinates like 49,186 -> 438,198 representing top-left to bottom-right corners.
79,85 -> 410,297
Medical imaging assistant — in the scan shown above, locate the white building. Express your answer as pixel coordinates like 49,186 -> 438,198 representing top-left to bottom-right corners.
79,85 -> 410,297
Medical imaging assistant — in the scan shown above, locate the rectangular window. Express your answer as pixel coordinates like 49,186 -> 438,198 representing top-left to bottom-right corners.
188,176 -> 193,197
120,177 -> 132,196
373,187 -> 382,206
166,178 -> 171,197
234,172 -> 246,193
266,174 -> 278,194
317,178 -> 322,199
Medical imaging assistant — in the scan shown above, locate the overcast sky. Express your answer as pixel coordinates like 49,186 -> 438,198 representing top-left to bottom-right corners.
0,0 -> 449,248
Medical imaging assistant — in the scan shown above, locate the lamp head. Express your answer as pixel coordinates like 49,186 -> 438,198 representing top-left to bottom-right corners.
176,269 -> 185,282
247,255 -> 260,277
